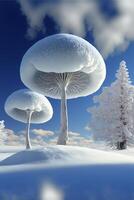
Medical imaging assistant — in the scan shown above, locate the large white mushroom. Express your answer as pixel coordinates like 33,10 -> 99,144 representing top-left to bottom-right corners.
20,33 -> 106,145
5,89 -> 53,149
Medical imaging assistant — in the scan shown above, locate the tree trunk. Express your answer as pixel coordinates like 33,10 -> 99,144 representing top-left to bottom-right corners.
57,85 -> 68,145
117,140 -> 127,150
26,110 -> 33,149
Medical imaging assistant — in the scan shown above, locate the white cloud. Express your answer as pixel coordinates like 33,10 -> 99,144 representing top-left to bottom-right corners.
1,128 -> 48,146
32,129 -> 54,136
92,0 -> 134,57
0,120 -> 103,148
67,132 -> 91,147
0,127 -> 94,147
68,131 -> 81,137
17,0 -> 134,57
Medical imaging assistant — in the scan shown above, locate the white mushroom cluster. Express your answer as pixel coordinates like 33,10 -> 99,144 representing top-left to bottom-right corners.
20,34 -> 106,145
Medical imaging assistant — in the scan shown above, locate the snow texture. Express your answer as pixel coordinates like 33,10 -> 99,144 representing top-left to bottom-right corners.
20,34 -> 106,99
21,34 -> 104,73
0,146 -> 134,200
5,89 -> 53,123
0,145 -> 133,166
0,148 -> 69,166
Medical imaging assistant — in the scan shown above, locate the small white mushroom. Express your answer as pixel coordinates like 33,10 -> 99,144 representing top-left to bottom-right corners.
20,34 -> 106,145
5,89 -> 53,149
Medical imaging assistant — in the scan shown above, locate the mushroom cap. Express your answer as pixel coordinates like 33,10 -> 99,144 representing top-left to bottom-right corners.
5,89 -> 53,123
20,34 -> 106,99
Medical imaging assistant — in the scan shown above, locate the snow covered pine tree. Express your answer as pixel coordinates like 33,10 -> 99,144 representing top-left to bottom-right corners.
87,61 -> 134,150
0,120 -> 6,145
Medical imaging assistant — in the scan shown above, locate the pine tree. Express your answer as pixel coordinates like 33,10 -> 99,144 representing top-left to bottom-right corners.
0,120 -> 6,144
87,61 -> 134,150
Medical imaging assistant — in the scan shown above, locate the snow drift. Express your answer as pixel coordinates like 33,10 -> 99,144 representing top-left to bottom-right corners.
0,145 -> 133,166
0,146 -> 134,200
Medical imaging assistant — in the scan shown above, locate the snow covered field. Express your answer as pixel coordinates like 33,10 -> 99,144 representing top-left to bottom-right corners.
0,146 -> 134,200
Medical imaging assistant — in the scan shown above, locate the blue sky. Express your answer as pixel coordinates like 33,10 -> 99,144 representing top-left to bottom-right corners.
0,0 -> 134,137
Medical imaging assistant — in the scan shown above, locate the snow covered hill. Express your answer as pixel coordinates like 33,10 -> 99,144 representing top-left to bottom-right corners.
0,146 -> 134,200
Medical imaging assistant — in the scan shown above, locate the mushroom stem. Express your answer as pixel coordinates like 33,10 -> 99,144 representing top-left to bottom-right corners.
57,84 -> 68,145
26,110 -> 33,149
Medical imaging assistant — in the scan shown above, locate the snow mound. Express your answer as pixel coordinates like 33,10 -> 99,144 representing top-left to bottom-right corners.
0,147 -> 68,166
0,145 -> 134,166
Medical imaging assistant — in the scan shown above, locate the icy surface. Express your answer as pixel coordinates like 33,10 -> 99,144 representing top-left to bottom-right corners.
5,89 -> 53,123
0,146 -> 134,199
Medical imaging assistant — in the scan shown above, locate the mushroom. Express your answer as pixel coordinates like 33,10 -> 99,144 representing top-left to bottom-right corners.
5,89 -> 53,149
20,33 -> 106,145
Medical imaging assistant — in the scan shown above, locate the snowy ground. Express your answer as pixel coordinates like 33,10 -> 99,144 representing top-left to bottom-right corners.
0,145 -> 134,200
